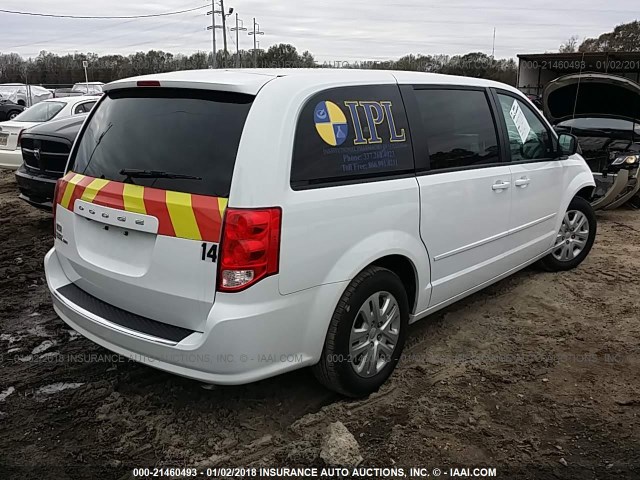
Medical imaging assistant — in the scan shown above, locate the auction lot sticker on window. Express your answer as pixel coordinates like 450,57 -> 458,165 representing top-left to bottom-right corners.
509,99 -> 531,144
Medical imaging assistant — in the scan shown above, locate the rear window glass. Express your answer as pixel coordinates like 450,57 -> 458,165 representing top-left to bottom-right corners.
71,88 -> 253,197
291,85 -> 414,188
15,101 -> 65,122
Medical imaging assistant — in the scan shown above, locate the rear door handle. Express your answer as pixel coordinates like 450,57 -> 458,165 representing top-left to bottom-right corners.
515,177 -> 531,187
492,180 -> 511,191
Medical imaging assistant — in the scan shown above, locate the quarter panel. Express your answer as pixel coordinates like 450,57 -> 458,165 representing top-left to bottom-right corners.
277,178 -> 427,301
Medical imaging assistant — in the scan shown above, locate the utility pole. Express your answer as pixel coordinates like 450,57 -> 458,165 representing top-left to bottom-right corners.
207,0 -> 218,68
248,18 -> 264,68
82,60 -> 89,93
230,13 -> 247,68
220,0 -> 228,60
491,28 -> 496,58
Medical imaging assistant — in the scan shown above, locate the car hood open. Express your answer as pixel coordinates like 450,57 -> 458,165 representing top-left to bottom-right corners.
543,73 -> 640,125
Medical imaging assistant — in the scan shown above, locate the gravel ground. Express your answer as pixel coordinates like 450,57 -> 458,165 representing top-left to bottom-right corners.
0,169 -> 639,479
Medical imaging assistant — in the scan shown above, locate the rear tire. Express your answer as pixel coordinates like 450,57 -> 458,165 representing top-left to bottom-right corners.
7,110 -> 20,120
539,196 -> 596,272
312,266 -> 409,397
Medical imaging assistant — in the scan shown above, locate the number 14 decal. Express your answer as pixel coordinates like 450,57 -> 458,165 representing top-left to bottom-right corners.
201,243 -> 218,262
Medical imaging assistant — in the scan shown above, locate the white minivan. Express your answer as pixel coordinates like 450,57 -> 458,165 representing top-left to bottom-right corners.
45,69 -> 596,397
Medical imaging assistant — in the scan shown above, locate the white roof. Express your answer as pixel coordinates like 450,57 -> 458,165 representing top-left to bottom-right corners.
44,95 -> 101,104
104,68 -> 520,96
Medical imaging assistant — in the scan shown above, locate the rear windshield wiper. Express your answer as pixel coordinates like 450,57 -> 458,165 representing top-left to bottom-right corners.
119,169 -> 202,180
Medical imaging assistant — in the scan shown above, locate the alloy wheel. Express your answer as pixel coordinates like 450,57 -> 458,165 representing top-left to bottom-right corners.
349,291 -> 401,378
552,210 -> 590,262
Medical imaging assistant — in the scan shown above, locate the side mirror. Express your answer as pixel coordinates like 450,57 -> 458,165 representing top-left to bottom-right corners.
558,133 -> 579,156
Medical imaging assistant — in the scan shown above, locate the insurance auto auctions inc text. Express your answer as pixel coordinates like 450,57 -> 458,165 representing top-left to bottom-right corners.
235,466 -> 498,478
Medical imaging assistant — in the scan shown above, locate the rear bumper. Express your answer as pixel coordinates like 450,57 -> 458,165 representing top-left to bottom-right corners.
45,248 -> 346,385
15,165 -> 58,211
0,148 -> 22,170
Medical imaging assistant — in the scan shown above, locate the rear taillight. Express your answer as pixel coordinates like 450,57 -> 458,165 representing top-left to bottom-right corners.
217,207 -> 282,292
52,178 -> 64,239
16,129 -> 24,148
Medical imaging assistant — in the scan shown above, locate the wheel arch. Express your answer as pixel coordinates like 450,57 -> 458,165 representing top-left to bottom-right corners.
555,173 -> 596,233
370,254 -> 419,314
575,185 -> 595,201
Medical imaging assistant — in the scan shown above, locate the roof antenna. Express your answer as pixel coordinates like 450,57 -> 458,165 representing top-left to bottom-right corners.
569,51 -> 586,136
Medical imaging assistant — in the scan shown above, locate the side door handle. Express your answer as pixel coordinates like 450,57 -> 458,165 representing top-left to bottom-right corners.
515,177 -> 531,188
492,180 -> 511,191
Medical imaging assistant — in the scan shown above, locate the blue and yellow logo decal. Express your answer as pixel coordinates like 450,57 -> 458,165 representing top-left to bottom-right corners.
314,101 -> 349,146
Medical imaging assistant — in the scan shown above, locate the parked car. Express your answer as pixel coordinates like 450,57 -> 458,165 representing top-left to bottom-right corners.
15,114 -> 87,210
0,99 -> 25,121
0,96 -> 98,170
545,73 -> 640,172
71,82 -> 104,96
0,83 -> 52,106
544,73 -> 640,208
45,70 -> 596,397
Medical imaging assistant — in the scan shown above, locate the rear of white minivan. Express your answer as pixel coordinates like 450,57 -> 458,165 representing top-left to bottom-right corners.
44,73 -> 321,384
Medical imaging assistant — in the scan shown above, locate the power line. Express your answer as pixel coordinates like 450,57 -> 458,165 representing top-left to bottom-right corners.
3,13 -> 202,51
0,5 -> 209,20
4,18 -> 140,49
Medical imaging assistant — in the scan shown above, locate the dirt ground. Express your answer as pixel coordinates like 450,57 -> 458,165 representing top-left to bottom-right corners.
0,168 -> 639,480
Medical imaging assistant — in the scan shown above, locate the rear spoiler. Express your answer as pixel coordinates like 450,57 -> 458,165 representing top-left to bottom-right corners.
103,71 -> 278,96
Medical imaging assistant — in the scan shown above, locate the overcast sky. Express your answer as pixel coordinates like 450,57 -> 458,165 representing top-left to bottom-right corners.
1,0 -> 638,62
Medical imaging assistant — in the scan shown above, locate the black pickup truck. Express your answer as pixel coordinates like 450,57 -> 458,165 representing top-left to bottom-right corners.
14,114 -> 87,210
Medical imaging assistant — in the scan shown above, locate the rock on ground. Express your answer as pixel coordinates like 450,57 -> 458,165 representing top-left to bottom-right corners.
319,421 -> 363,467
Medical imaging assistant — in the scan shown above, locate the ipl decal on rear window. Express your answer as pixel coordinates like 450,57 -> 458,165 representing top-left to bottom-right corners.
314,101 -> 349,146
314,100 -> 407,147
293,87 -> 413,185
344,101 -> 406,145
313,99 -> 409,173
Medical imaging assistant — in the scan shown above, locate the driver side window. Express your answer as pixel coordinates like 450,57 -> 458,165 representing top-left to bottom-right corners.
497,94 -> 556,162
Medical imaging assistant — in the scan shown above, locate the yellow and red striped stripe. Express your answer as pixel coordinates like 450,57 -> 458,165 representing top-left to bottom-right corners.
56,172 -> 226,242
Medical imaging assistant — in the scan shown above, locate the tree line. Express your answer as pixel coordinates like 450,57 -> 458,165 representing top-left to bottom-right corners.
0,44 -> 516,87
560,20 -> 639,53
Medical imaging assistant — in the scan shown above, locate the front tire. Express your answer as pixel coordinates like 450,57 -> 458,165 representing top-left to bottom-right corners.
312,266 -> 409,397
8,110 -> 20,120
539,196 -> 597,272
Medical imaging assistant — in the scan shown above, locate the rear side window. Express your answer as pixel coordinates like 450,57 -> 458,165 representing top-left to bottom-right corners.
413,89 -> 500,171
74,101 -> 96,114
71,88 -> 253,197
291,85 -> 414,188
